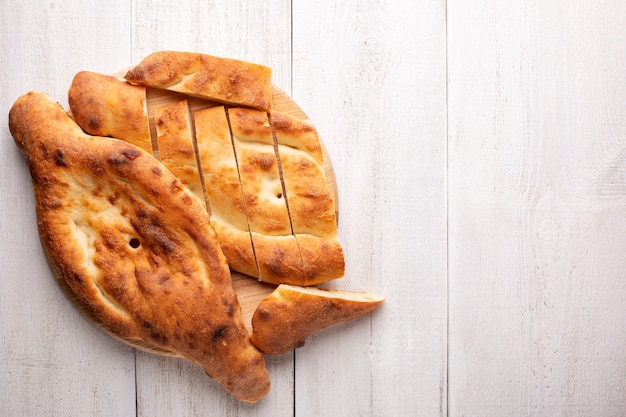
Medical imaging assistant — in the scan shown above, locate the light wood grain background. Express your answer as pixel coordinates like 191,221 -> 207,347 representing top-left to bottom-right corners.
0,1 -> 623,416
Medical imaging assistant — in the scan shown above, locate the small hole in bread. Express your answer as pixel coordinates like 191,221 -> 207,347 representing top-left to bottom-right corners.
129,238 -> 141,249
276,193 -> 283,199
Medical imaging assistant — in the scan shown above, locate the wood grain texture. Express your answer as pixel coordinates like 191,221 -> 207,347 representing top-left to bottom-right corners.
292,0 -> 448,415
448,1 -> 626,416
0,2 -> 136,417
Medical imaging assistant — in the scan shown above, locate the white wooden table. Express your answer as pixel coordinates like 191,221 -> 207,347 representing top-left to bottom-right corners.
1,1 -> 624,416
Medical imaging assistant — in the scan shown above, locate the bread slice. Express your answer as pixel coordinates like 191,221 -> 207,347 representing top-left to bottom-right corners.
154,99 -> 206,206
194,106 -> 259,278
270,112 -> 345,282
68,71 -> 152,153
9,91 -> 270,403
228,107 -> 292,236
271,112 -> 337,237
250,284 -> 385,355
227,107 -> 307,284
125,51 -> 273,111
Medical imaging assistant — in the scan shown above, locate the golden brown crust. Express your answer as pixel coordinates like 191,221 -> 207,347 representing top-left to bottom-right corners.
9,91 -> 270,403
211,222 -> 259,279
250,234 -> 305,285
247,234 -> 343,286
154,99 -> 206,206
277,144 -> 338,238
296,234 -> 345,285
125,51 -> 273,111
270,112 -> 324,164
272,111 -> 337,238
68,71 -> 152,153
250,285 -> 385,355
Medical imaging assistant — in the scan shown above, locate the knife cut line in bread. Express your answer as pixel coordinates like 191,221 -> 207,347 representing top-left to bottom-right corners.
267,112 -> 295,235
222,107 -> 262,278
146,87 -> 220,159
145,87 -> 162,158
186,104 -> 207,210
267,112 -> 307,282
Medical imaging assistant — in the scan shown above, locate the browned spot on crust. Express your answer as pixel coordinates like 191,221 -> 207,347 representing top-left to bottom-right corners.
48,200 -> 62,209
54,150 -> 67,167
122,149 -> 141,161
108,155 -> 129,166
265,248 -> 289,277
87,115 -> 102,131
255,307 -> 271,322
259,154 -> 274,170
90,159 -> 105,176
212,325 -> 228,343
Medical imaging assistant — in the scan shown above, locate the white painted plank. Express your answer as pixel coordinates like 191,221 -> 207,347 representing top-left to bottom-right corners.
129,1 -> 295,414
448,1 -> 626,415
0,1 -> 136,416
292,0 -> 448,416
130,0 -> 291,93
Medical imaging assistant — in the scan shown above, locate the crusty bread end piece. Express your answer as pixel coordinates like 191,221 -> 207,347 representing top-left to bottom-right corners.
68,71 -> 152,153
250,284 -> 385,354
125,51 -> 273,111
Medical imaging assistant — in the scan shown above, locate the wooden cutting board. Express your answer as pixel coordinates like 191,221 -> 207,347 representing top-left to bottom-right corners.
104,69 -> 339,341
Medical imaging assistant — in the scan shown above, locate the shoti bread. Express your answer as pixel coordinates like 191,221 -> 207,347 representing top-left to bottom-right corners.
124,51 -> 273,111
8,91 -> 270,403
